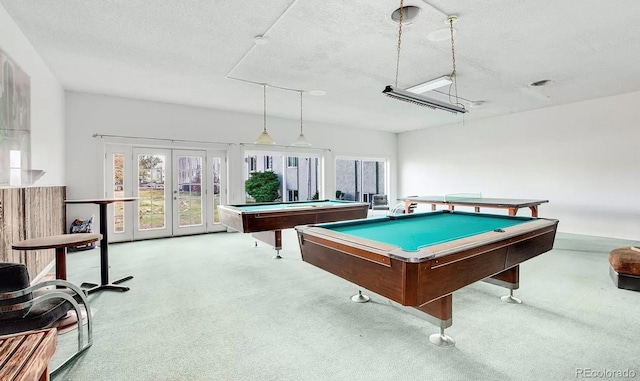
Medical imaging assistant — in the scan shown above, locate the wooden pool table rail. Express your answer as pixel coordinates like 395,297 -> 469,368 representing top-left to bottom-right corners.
219,201 -> 369,258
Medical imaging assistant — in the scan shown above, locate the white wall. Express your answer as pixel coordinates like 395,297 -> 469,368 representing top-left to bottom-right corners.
398,91 -> 640,240
65,91 -> 397,225
0,5 -> 65,186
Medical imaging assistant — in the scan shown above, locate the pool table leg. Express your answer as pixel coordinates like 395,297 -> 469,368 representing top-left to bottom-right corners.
500,289 -> 522,304
484,266 -> 522,304
350,290 -> 370,303
387,295 -> 455,347
251,230 -> 283,259
416,295 -> 455,347
429,327 -> 456,347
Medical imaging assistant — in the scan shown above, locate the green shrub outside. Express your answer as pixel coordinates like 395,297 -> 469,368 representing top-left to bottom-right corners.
245,171 -> 280,202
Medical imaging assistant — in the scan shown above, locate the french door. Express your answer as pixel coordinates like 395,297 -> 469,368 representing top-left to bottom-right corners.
105,144 -> 226,242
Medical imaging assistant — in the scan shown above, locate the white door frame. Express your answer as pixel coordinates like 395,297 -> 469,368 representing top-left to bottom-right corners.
104,144 -> 228,240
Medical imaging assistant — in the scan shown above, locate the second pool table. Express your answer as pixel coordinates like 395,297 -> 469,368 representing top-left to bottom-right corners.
296,210 -> 559,346
219,199 -> 369,258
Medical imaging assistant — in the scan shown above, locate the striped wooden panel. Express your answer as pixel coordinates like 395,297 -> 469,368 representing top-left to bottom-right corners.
0,186 -> 66,279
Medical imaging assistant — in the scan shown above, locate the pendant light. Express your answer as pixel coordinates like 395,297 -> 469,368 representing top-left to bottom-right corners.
292,91 -> 311,147
255,83 -> 275,144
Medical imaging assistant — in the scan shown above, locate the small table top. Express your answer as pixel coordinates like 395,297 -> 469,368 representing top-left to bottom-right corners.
0,328 -> 57,381
12,233 -> 102,250
65,197 -> 140,205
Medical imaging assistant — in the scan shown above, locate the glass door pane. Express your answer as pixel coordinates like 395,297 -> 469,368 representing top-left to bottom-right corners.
173,150 -> 207,236
134,148 -> 172,239
105,144 -> 135,242
113,153 -> 125,233
211,156 -> 221,223
206,151 -> 227,232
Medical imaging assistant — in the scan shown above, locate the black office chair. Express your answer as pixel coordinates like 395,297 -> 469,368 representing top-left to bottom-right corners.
0,262 -> 93,376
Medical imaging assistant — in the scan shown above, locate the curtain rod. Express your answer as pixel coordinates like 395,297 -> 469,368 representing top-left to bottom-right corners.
92,133 -> 235,146
239,142 -> 331,152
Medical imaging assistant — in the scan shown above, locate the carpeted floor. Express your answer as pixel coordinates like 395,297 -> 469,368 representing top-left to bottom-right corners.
50,230 -> 640,381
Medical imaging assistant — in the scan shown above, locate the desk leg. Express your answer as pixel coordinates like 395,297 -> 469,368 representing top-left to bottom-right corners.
529,206 -> 539,217
508,208 -> 517,216
55,247 -> 67,280
81,203 -> 133,294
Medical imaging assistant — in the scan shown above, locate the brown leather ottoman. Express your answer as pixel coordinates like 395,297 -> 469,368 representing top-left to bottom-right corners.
609,247 -> 640,291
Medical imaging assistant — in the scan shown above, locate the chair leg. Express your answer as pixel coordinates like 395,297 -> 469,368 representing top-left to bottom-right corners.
35,280 -> 94,376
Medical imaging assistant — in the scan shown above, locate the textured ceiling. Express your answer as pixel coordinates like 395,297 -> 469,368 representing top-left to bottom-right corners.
2,0 -> 640,133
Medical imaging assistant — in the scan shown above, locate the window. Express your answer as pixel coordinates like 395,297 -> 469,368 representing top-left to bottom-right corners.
287,190 -> 299,201
244,151 -> 320,202
9,150 -> 21,186
248,156 -> 257,172
335,158 -> 387,203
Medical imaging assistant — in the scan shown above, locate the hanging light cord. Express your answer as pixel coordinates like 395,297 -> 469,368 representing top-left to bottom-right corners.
448,16 -> 462,107
394,0 -> 405,88
300,91 -> 304,133
263,84 -> 268,132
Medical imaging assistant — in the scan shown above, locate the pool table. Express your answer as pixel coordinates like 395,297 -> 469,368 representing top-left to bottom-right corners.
296,210 -> 559,346
219,200 -> 369,258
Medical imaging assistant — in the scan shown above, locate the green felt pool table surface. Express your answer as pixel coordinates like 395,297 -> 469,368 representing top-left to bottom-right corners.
322,212 -> 532,251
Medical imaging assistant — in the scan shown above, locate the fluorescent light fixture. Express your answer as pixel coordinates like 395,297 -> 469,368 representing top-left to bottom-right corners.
382,85 -> 467,114
405,75 -> 452,94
